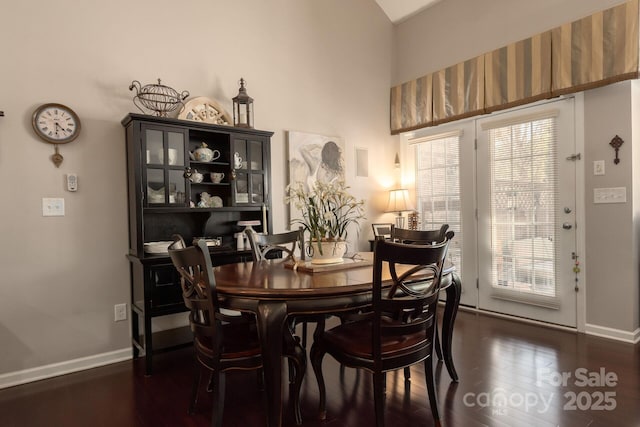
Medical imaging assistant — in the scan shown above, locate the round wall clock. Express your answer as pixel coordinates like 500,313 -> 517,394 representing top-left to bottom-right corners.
178,96 -> 232,125
32,103 -> 81,167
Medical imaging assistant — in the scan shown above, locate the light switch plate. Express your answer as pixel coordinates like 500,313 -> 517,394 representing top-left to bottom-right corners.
42,198 -> 65,216
593,160 -> 605,175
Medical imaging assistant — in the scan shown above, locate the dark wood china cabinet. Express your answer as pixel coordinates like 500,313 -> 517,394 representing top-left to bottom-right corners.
122,113 -> 273,374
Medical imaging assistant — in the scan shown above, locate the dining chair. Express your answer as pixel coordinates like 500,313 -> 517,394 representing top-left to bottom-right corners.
389,225 -> 455,379
245,227 -> 305,262
245,227 -> 321,346
168,237 -> 306,426
310,239 -> 449,427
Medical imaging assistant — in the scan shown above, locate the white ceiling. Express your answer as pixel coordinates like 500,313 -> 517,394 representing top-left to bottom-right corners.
375,0 -> 443,24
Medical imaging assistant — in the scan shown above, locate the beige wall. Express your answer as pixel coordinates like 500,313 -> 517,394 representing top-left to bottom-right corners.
0,0 -> 396,379
584,81 -> 640,332
394,0 -> 640,336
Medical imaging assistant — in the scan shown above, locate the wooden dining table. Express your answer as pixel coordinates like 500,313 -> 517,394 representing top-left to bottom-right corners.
213,252 -> 461,427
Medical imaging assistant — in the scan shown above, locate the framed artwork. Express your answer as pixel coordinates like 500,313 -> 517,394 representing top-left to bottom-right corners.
372,223 -> 394,239
288,131 -> 345,224
288,131 -> 345,190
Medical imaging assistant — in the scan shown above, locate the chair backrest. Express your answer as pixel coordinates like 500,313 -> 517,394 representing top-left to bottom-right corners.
168,236 -> 225,357
371,223 -> 394,239
371,239 -> 449,361
392,224 -> 453,245
245,228 -> 305,262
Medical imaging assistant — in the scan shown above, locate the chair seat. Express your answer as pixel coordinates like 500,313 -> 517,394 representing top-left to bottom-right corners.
195,322 -> 262,360
323,319 -> 430,360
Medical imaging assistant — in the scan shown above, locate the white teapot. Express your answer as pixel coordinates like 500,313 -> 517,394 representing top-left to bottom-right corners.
192,142 -> 221,162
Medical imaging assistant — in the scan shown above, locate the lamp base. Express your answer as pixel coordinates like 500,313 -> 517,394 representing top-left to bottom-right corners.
395,215 -> 405,229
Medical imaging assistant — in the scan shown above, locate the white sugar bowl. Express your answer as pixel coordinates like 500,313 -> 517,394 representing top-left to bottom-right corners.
189,169 -> 204,183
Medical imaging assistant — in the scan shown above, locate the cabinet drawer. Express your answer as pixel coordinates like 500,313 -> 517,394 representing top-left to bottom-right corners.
145,264 -> 184,309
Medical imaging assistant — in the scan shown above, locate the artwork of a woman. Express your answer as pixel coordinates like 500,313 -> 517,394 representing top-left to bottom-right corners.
288,131 -> 345,193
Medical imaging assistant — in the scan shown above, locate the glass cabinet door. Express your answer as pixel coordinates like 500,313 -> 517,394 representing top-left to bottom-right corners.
143,126 -> 187,206
232,137 -> 265,205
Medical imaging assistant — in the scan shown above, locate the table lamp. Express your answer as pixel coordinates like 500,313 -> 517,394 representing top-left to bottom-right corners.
386,189 -> 414,229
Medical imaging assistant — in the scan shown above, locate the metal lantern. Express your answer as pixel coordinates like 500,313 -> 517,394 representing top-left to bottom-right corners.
232,78 -> 254,128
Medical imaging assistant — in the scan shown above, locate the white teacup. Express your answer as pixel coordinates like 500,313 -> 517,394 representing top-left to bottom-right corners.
234,152 -> 243,169
210,172 -> 225,183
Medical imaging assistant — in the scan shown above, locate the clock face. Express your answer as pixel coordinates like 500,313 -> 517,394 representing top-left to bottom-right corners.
32,103 -> 81,144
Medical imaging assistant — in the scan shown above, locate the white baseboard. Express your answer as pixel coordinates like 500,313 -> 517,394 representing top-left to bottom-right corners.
458,306 -> 640,344
0,348 -> 132,390
585,323 -> 640,344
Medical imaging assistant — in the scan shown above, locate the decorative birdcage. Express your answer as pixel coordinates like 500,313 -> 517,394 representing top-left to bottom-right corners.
129,79 -> 189,117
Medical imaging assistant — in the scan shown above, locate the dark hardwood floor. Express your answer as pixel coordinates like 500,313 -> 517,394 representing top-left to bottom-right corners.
1,310 -> 639,427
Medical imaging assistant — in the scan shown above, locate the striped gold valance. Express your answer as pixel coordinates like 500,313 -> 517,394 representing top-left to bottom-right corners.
484,31 -> 552,113
390,74 -> 432,133
390,0 -> 639,135
432,56 -> 484,125
552,0 -> 639,95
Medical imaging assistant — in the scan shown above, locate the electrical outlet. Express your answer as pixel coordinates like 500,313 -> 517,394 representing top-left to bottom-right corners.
114,303 -> 127,322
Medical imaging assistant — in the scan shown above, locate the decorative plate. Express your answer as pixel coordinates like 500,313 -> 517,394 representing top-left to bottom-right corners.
178,96 -> 232,125
144,241 -> 173,254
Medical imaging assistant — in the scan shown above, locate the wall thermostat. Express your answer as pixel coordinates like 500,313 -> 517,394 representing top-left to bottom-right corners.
66,173 -> 78,192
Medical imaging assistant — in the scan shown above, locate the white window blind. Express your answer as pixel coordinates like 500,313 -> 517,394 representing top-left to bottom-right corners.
415,134 -> 462,271
488,117 -> 558,299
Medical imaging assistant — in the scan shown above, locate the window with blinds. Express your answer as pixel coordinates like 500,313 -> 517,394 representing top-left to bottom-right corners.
488,116 -> 557,298
415,134 -> 461,271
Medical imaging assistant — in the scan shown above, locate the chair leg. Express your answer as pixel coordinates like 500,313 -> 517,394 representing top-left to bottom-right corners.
424,356 -> 440,425
284,327 -> 306,426
301,321 -> 308,348
188,363 -> 202,415
287,319 -> 302,384
434,320 -> 443,361
404,367 -> 411,382
257,367 -> 264,390
373,371 -> 386,427
211,372 -> 226,427
310,343 -> 328,420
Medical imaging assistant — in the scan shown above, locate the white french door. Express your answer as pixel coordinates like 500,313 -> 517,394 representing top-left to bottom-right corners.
476,98 -> 577,327
408,120 -> 477,307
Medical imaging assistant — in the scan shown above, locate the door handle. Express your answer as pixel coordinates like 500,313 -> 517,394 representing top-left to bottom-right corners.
562,223 -> 573,230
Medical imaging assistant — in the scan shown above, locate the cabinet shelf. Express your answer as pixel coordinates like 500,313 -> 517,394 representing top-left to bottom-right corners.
143,206 -> 267,214
191,182 -> 230,186
189,160 -> 230,167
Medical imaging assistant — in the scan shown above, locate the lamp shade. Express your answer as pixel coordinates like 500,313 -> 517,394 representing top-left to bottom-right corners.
386,189 -> 414,213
